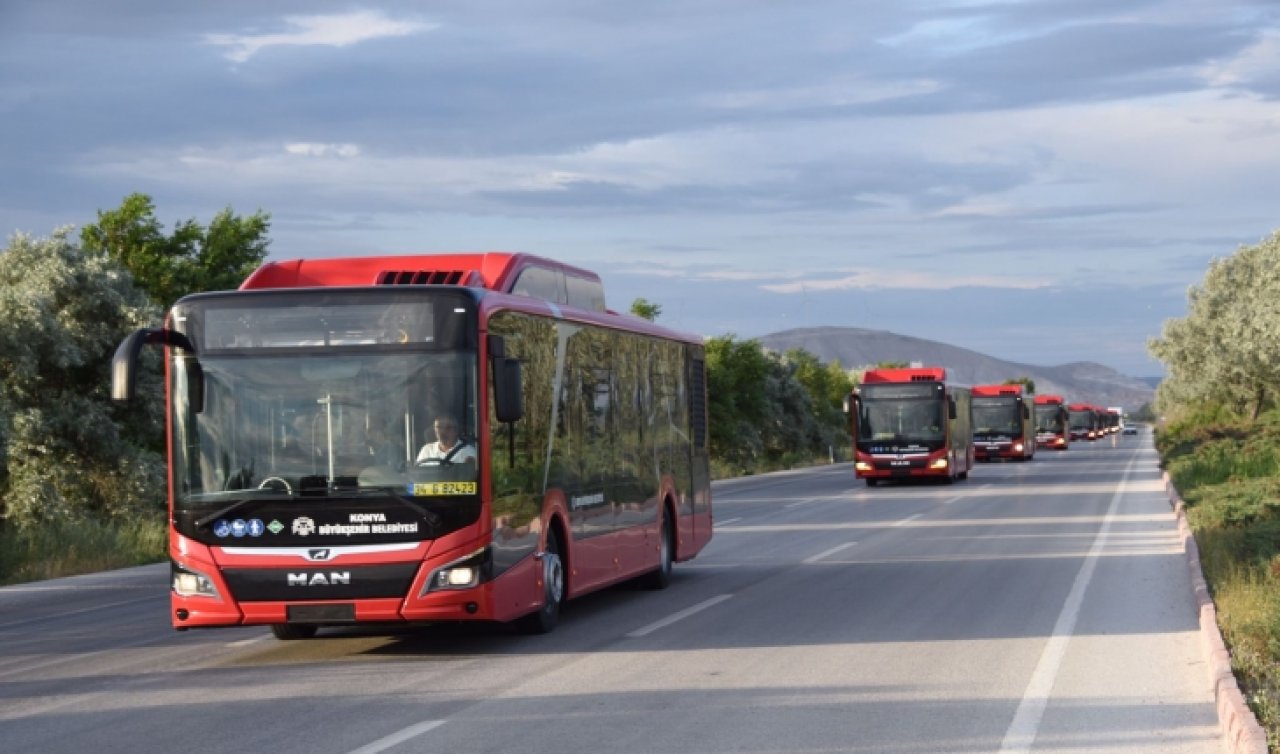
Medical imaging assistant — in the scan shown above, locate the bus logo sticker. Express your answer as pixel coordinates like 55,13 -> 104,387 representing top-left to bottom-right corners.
248,519 -> 265,537
288,572 -> 349,586
267,520 -> 285,535
307,548 -> 333,562
213,520 -> 231,538
292,517 -> 316,537
231,519 -> 247,537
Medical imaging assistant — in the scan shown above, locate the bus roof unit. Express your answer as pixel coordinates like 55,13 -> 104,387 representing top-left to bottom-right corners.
240,252 -> 608,312
972,384 -> 1027,397
862,366 -> 947,384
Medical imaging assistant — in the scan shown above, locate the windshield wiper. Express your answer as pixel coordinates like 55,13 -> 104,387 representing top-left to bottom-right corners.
194,493 -> 290,529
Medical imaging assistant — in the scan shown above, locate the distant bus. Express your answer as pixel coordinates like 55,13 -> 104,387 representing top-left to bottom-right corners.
1067,403 -> 1102,441
1105,407 -> 1124,434
971,384 -> 1036,462
848,367 -> 973,486
112,252 -> 712,639
1033,394 -> 1070,450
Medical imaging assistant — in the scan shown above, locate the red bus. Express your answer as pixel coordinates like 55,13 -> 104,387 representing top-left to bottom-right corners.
1067,403 -> 1102,441
112,252 -> 712,639
971,384 -> 1036,462
1033,394 -> 1070,450
848,367 -> 973,486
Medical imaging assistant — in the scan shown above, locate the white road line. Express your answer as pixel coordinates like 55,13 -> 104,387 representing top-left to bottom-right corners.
716,517 -> 742,526
803,542 -> 857,564
892,513 -> 925,527
940,496 -> 963,505
785,497 -> 819,508
998,452 -> 1137,754
625,594 -> 733,638
347,720 -> 446,754
226,635 -> 270,648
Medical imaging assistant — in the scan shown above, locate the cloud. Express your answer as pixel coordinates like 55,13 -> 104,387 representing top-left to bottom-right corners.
760,271 -> 1051,293
284,142 -> 361,158
205,11 -> 435,63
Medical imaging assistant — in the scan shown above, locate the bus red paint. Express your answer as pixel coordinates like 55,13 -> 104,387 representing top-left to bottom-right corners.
112,252 -> 711,638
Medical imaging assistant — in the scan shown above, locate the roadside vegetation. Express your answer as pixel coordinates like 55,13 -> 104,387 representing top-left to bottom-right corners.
1149,230 -> 1280,749
0,196 -> 271,586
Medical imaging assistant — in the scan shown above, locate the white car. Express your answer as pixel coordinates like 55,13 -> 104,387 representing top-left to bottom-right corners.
1123,424 -> 1140,435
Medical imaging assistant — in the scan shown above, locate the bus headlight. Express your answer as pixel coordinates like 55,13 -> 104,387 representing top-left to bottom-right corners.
1013,442 -> 1024,453
424,547 -> 492,595
929,457 -> 949,470
855,461 -> 873,472
172,563 -> 220,598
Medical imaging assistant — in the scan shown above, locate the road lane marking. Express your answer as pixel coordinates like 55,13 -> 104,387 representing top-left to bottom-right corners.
0,596 -> 158,631
785,497 -> 820,508
626,594 -> 733,638
940,496 -> 962,505
803,542 -> 857,564
347,720 -> 446,754
892,513 -> 925,527
716,517 -> 742,526
997,452 -> 1137,754
226,635 -> 270,648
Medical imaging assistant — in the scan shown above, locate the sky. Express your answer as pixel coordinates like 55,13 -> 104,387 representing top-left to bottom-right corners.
4,1 -> 1280,378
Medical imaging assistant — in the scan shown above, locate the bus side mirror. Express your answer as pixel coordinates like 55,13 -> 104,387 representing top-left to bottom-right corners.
948,397 -> 957,420
493,358 -> 524,423
112,328 -> 202,412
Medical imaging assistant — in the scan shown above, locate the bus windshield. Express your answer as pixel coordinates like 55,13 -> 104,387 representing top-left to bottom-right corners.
1034,406 -> 1065,432
972,397 -> 1020,436
857,384 -> 946,450
167,290 -> 481,532
1068,410 -> 1094,430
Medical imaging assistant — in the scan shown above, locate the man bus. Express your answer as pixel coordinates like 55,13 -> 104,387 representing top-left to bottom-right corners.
971,384 -> 1036,462
1033,394 -> 1070,450
848,366 -> 973,486
112,252 -> 712,639
1067,403 -> 1102,441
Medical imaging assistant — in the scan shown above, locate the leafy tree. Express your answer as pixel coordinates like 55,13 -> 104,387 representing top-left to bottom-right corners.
1003,376 -> 1036,393
629,298 -> 662,321
704,335 -> 771,468
80,193 -> 271,307
0,230 -> 165,529
1150,231 -> 1280,421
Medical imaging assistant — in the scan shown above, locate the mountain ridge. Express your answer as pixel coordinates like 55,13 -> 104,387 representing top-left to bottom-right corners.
755,326 -> 1156,411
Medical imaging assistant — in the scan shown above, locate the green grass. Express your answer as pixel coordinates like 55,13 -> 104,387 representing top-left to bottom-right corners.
1158,414 -> 1280,751
0,518 -> 166,586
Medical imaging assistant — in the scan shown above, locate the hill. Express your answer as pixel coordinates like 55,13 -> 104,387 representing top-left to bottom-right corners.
756,326 -> 1155,412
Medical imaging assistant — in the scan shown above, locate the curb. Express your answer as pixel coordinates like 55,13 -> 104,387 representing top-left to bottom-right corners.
1163,471 -> 1271,754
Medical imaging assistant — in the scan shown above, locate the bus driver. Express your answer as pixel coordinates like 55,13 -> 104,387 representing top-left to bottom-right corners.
416,416 -> 477,466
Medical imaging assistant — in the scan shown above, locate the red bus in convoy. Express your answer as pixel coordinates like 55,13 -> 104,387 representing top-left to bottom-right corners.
1033,394 -> 1070,450
112,252 -> 712,639
1067,402 -> 1102,441
848,366 -> 973,486
971,384 -> 1036,462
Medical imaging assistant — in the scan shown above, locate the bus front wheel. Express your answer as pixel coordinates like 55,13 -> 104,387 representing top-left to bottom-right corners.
270,623 -> 318,640
639,513 -> 674,590
518,530 -> 565,634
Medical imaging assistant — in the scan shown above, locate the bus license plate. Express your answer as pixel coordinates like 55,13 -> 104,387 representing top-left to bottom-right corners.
411,481 -> 478,496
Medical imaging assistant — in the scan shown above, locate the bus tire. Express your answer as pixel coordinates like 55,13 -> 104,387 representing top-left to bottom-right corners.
270,623 -> 318,640
518,529 -> 565,635
865,479 -> 878,487
639,512 -> 674,590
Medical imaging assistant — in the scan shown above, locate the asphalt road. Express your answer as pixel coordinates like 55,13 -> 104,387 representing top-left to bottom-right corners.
0,431 -> 1224,753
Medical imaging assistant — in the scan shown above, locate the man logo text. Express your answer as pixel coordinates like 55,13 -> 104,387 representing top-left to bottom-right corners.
288,572 -> 350,586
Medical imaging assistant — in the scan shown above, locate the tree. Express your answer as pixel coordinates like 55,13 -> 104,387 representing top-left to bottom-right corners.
704,335 -> 771,468
629,298 -> 662,321
0,229 -> 165,529
1149,231 -> 1280,421
80,193 -> 271,307
1003,376 -> 1036,393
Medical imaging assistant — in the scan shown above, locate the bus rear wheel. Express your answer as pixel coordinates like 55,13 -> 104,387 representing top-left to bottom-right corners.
270,623 -> 318,640
639,513 -> 674,590
518,530 -> 565,635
